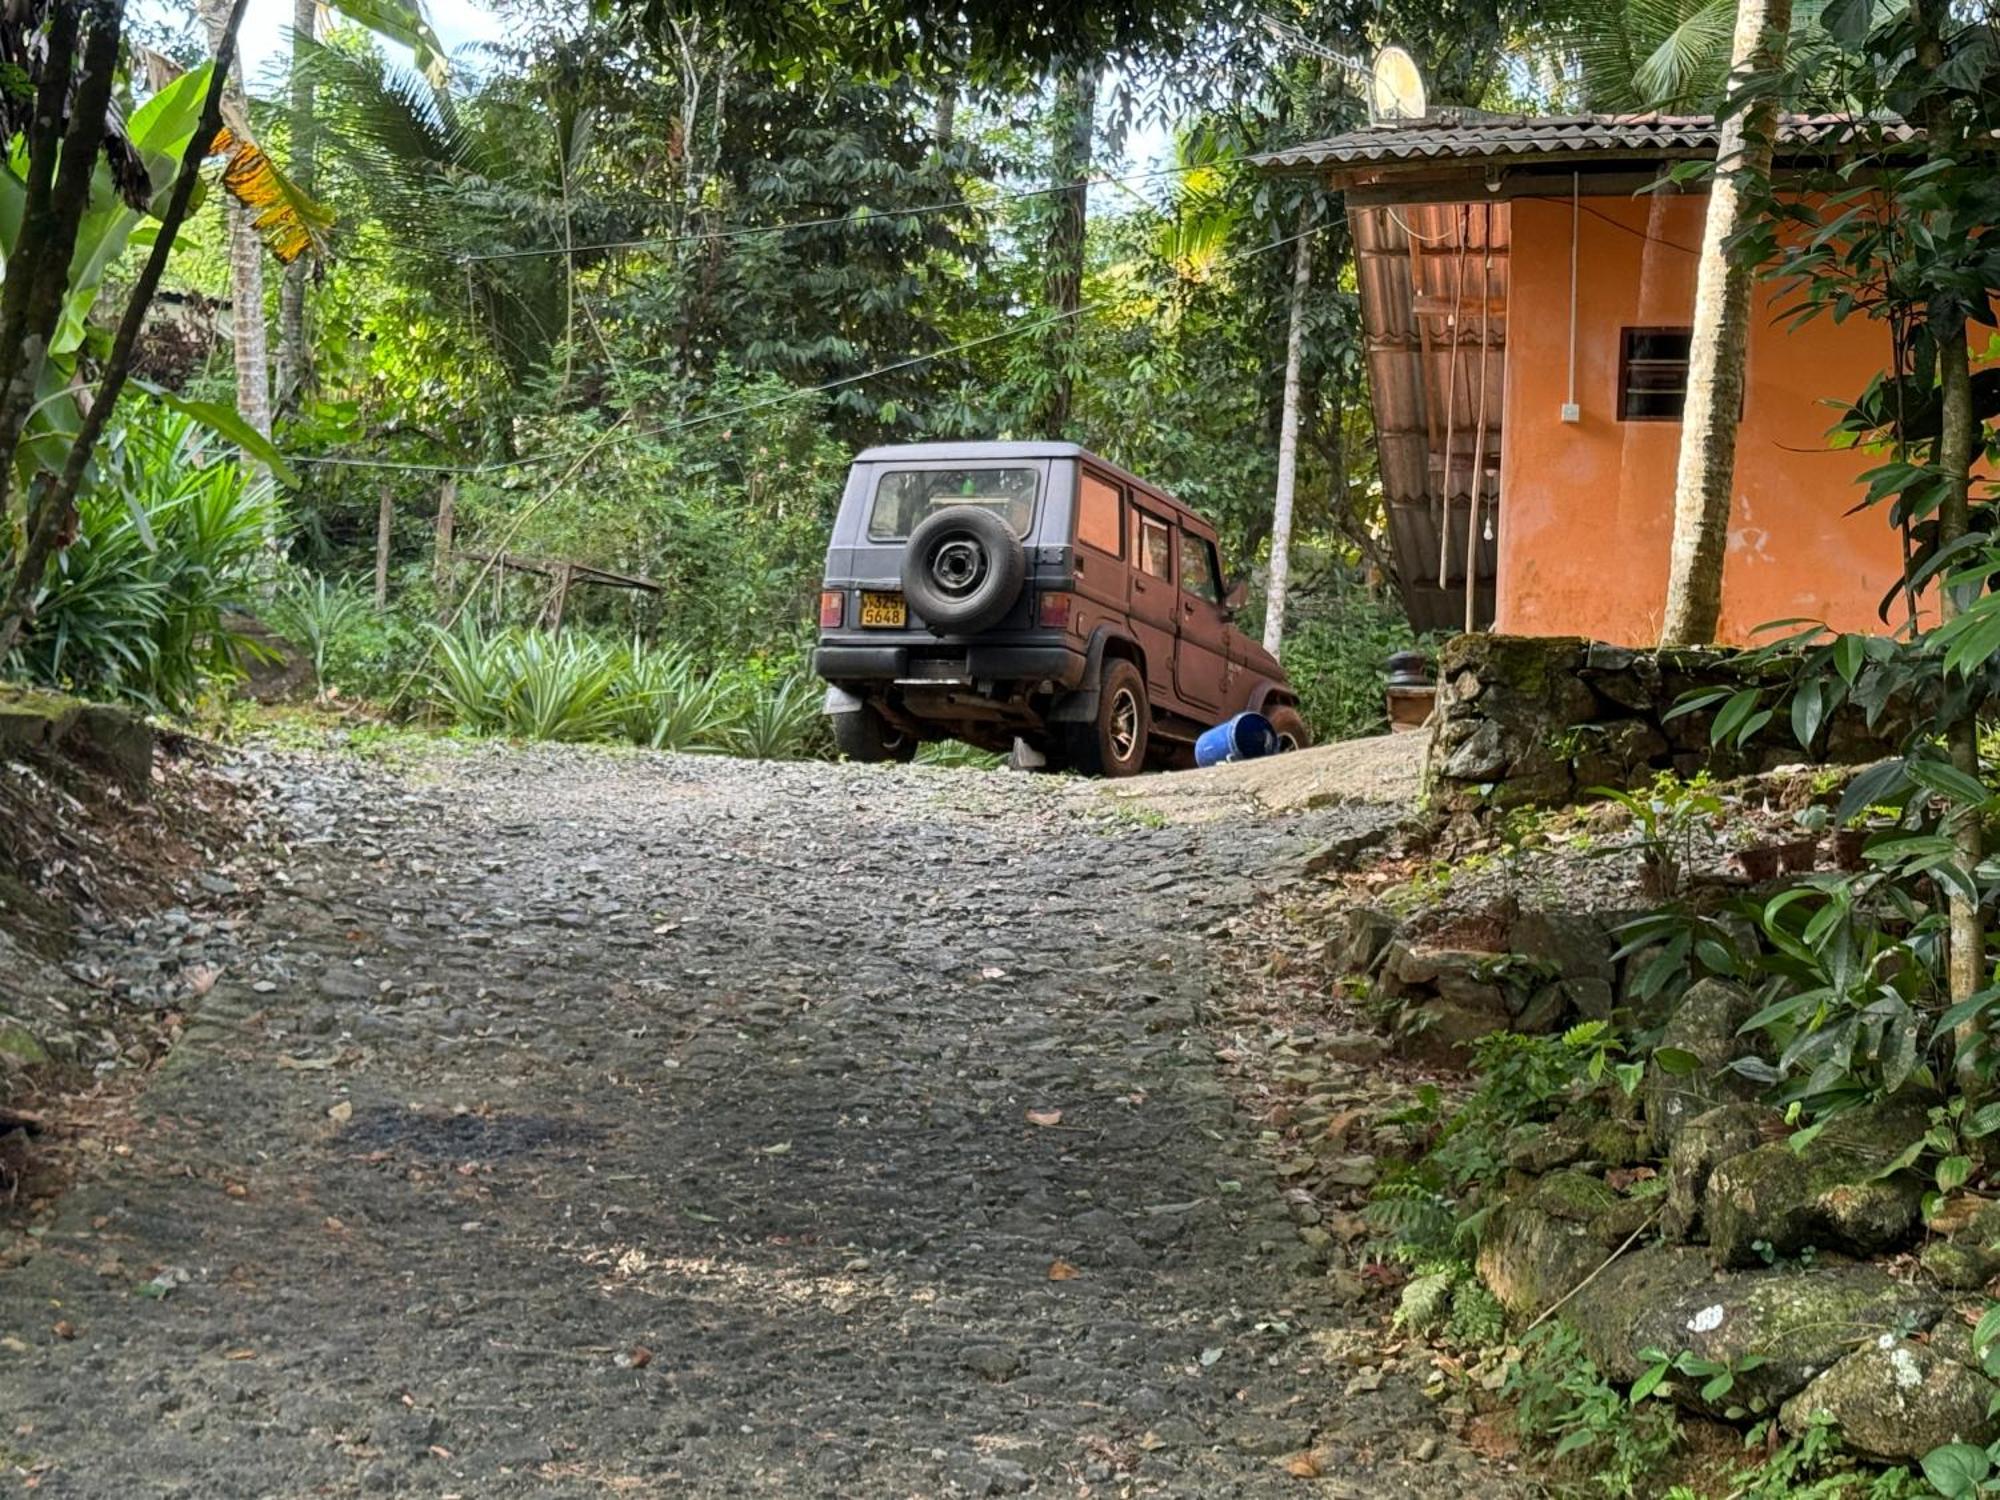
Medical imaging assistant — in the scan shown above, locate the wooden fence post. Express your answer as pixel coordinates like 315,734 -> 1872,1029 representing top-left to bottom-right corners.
374,483 -> 393,610
434,475 -> 456,621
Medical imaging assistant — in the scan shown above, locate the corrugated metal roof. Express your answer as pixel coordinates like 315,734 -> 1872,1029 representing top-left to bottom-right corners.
1256,112 -> 1916,171
1352,202 -> 1504,631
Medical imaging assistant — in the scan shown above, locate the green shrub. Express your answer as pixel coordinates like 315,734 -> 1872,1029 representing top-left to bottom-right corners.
1278,580 -> 1426,743
7,404 -> 279,713
448,368 -> 844,659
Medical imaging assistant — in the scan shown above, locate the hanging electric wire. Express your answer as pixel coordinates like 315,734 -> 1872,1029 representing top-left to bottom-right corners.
290,221 -> 1324,479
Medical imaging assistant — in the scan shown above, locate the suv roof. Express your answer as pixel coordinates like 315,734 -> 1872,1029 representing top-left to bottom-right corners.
851,441 -> 1210,529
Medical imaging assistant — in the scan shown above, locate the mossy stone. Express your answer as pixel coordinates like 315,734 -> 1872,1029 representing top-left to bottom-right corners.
1584,1119 -> 1648,1168
1643,978 -> 1768,1155
1477,1191 -> 1609,1318
1704,1098 -> 1930,1269
1780,1339 -> 2000,1459
0,1022 -> 50,1066
1591,1197 -> 1657,1248
1530,1170 -> 1621,1223
1572,1255 -> 1941,1415
1921,1240 -> 1998,1291
1663,1101 -> 1770,1243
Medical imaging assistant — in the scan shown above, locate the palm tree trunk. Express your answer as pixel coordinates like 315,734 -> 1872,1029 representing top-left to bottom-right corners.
1264,218 -> 1314,658
274,0 -> 315,414
1658,0 -> 1792,646
1033,64 -> 1097,438
1938,320 -> 1984,1032
197,0 -> 271,476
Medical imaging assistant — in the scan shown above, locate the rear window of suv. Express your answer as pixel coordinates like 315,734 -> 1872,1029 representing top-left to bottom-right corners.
868,467 -> 1039,541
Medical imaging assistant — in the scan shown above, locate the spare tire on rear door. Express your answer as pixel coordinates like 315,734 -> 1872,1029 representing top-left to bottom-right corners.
901,505 -> 1026,634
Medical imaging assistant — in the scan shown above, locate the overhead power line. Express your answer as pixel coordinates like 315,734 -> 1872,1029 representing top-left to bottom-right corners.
289,221 -> 1321,480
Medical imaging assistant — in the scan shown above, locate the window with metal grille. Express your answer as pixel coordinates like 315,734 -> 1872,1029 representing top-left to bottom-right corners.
1619,327 -> 1693,421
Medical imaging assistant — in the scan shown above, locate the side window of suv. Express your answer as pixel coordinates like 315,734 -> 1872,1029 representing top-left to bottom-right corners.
1134,511 -> 1173,580
1180,533 -> 1222,603
1077,472 -> 1124,557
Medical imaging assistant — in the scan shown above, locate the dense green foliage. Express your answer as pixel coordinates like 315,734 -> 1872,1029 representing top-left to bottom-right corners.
3,405 -> 278,713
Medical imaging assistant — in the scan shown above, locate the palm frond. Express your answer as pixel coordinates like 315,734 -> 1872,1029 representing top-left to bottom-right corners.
211,124 -> 337,263
1629,0 -> 1738,108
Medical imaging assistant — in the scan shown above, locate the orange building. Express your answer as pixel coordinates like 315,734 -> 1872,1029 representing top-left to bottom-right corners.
1262,114 -> 1911,645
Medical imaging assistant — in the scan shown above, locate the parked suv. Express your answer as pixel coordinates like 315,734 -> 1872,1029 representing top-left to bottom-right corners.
813,441 -> 1307,775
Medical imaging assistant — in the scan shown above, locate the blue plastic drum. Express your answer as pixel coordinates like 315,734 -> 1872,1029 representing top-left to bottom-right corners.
1194,711 -> 1279,767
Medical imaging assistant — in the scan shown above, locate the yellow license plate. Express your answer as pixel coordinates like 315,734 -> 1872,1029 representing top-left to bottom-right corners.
859,591 -> 906,628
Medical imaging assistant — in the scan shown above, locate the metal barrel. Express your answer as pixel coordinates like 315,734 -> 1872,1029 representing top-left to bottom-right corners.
1193,711 -> 1279,767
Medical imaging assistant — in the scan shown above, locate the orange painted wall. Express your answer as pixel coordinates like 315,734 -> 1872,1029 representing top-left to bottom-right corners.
1496,193 -> 1907,645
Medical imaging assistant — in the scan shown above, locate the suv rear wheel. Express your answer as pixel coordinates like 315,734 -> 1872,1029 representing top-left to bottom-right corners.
1267,705 -> 1311,752
1064,658 -> 1150,777
832,703 -> 919,764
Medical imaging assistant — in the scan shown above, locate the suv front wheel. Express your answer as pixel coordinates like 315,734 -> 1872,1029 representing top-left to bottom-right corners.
832,703 -> 919,764
1064,658 -> 1150,777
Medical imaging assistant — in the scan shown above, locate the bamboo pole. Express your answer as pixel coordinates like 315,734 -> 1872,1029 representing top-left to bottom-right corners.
1464,203 -> 1493,635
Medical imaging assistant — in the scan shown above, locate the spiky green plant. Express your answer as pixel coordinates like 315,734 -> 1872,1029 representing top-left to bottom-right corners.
729,673 -> 827,761
499,630 -> 623,741
265,572 -> 372,691
648,676 -> 738,752
7,405 -> 278,713
427,616 -> 518,732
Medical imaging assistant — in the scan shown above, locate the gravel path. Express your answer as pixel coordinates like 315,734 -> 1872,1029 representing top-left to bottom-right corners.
3,742 -> 1482,1498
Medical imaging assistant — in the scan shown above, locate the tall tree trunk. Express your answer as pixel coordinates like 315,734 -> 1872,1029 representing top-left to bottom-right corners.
1938,319 -> 1984,1037
1657,0 -> 1792,646
1264,218 -> 1314,658
1033,64 -> 1096,438
1909,0 -> 1987,1055
274,0 -> 315,414
197,0 -> 271,477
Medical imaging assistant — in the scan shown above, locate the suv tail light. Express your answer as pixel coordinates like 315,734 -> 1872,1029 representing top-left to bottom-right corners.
818,589 -> 845,629
1037,591 -> 1074,629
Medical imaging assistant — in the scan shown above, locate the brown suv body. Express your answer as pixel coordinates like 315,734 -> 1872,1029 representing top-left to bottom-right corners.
813,442 -> 1305,775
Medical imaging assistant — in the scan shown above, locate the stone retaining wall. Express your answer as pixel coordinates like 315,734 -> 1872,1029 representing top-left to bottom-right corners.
1425,634 -> 1902,816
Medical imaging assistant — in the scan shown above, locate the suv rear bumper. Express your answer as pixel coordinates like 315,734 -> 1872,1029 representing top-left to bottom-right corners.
815,642 -> 1087,689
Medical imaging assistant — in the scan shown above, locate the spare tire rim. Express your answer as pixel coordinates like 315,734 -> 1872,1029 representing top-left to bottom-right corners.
1109,686 -> 1141,762
930,536 -> 988,597
1276,729 -> 1302,752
